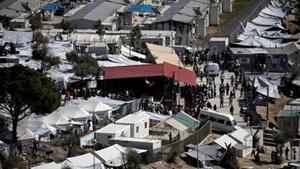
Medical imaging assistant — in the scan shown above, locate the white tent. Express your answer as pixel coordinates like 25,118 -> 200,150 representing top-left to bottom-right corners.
52,106 -> 91,122
94,144 -> 140,167
31,162 -> 62,169
65,99 -> 113,120
89,96 -> 129,111
62,152 -> 105,169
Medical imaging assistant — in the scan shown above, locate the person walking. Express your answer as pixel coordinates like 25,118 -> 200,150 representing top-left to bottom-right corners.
230,75 -> 234,87
226,83 -> 230,96
293,148 -> 296,160
220,72 -> 225,84
230,105 -> 234,115
229,92 -> 233,106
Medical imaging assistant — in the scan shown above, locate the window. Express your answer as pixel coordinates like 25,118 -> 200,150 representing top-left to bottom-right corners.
209,117 -> 216,122
226,121 -> 231,126
145,122 -> 148,129
217,119 -> 225,124
136,126 -> 139,133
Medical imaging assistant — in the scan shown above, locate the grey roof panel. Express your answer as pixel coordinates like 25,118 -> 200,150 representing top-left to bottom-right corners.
67,0 -> 123,22
154,0 -> 210,23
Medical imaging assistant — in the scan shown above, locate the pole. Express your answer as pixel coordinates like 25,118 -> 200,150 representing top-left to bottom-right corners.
196,145 -> 199,169
266,86 -> 269,126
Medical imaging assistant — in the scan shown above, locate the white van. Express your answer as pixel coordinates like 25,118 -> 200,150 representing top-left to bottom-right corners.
204,62 -> 220,76
198,108 -> 239,133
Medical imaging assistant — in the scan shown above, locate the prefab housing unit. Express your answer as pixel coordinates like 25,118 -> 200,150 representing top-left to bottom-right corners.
109,137 -> 161,150
115,112 -> 150,138
95,123 -> 131,146
208,37 -> 229,54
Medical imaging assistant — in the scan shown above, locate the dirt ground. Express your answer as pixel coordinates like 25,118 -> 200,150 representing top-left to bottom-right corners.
238,149 -> 287,169
256,94 -> 292,126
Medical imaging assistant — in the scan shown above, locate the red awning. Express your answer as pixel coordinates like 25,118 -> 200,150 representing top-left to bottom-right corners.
104,62 -> 196,86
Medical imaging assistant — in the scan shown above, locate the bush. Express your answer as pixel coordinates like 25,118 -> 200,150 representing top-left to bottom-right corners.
125,149 -> 141,169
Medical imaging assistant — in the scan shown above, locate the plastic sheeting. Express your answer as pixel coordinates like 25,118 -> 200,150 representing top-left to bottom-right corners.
65,99 -> 113,114
89,96 -> 131,111
249,76 -> 281,98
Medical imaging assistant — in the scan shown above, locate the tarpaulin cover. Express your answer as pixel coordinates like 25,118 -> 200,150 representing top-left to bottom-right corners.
127,5 -> 154,13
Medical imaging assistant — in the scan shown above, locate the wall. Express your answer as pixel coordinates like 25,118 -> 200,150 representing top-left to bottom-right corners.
144,121 -> 211,164
277,117 -> 299,137
133,118 -> 150,138
96,128 -> 130,146
222,0 -> 232,12
209,4 -> 219,25
109,139 -> 161,150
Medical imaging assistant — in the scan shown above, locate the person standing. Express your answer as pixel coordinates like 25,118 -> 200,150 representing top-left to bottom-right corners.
213,104 -> 217,111
285,146 -> 289,160
293,148 -> 296,160
220,95 -> 224,108
220,72 -> 225,84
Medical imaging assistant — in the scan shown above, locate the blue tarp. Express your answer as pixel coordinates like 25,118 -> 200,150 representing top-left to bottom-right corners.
42,1 -> 59,11
127,5 -> 154,13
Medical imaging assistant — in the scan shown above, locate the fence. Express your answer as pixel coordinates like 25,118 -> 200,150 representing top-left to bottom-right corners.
144,121 -> 211,164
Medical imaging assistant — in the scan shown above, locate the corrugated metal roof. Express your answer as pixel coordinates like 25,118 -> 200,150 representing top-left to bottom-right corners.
165,118 -> 189,131
172,111 -> 200,131
154,0 -> 210,23
67,0 -> 124,22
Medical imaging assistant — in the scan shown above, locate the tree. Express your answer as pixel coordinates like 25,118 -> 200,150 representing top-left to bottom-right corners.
0,65 -> 61,144
29,13 -> 42,32
125,149 -> 141,169
128,25 -> 142,51
32,32 -> 60,73
74,55 -> 99,80
220,144 -> 240,169
62,20 -> 75,40
66,51 -> 79,64
95,20 -> 105,40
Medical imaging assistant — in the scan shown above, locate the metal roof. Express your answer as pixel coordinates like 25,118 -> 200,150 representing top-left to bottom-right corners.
67,0 -> 124,22
230,47 -> 286,55
165,118 -> 189,131
172,111 -> 200,131
116,111 -> 149,124
154,0 -> 210,24
96,123 -> 130,134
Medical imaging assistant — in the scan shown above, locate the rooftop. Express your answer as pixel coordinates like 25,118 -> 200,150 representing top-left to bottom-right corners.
154,0 -> 210,24
96,123 -> 130,134
230,47 -> 286,55
66,0 -> 125,22
111,137 -> 161,143
116,111 -> 149,124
